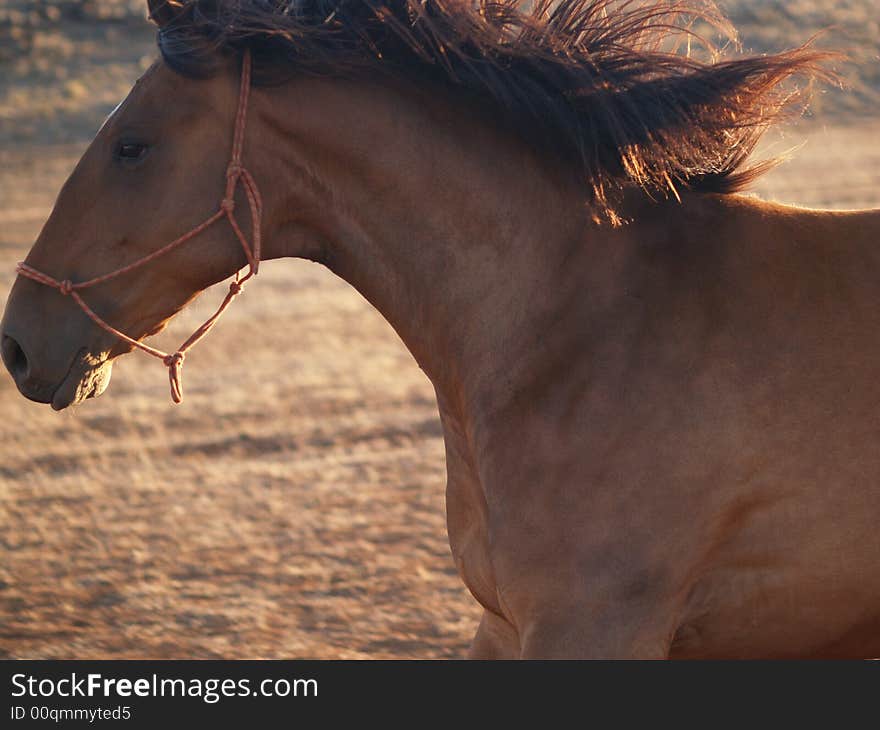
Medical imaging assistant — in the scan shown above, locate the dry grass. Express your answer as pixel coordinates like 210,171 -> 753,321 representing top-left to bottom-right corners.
0,2 -> 878,659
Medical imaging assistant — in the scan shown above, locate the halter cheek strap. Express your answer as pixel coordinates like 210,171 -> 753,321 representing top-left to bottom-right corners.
15,51 -> 261,404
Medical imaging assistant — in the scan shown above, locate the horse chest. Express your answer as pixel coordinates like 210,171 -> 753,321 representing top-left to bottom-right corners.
439,411 -> 501,615
445,471 -> 500,615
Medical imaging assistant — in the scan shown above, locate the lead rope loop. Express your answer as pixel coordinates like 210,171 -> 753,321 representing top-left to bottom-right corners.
15,50 -> 260,404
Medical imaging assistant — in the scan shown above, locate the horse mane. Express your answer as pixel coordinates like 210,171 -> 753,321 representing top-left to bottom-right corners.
153,0 -> 832,222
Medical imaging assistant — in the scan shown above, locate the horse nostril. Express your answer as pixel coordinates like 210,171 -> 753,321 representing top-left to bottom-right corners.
1,333 -> 29,382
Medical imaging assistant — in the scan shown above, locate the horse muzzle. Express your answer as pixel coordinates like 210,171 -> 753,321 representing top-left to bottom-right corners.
1,282 -> 114,410
1,325 -> 112,409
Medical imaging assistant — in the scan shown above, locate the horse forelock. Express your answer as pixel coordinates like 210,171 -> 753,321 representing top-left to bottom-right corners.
152,0 -> 834,221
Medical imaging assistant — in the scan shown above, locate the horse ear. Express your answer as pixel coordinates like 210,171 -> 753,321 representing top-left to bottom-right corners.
147,0 -> 184,27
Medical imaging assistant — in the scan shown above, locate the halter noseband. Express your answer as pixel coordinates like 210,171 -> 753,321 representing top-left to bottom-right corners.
16,51 -> 261,404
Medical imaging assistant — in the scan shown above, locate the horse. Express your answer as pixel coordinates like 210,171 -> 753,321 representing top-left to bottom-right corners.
2,0 -> 879,659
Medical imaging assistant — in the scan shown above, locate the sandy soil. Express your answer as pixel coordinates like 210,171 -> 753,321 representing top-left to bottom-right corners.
0,3 -> 878,659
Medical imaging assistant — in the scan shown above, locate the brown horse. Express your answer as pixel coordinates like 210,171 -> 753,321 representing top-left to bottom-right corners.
2,0 -> 879,658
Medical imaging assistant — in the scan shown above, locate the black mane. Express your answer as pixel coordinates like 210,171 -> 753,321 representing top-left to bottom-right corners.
153,0 -> 830,221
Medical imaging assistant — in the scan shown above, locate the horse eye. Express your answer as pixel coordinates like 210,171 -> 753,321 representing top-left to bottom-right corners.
116,142 -> 148,162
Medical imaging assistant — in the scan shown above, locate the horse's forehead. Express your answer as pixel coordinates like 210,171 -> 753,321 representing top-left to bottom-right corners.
98,99 -> 125,133
97,61 -> 166,133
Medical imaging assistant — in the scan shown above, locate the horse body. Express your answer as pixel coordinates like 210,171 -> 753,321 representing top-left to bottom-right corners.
453,194 -> 880,658
2,1 -> 879,658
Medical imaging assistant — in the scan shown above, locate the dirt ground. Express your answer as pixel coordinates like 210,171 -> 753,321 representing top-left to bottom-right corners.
1,3 -> 878,659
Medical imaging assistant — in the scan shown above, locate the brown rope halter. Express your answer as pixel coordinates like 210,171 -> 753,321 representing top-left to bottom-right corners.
15,51 -> 261,404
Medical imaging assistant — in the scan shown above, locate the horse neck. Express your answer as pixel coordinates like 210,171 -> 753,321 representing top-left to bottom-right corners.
252,76 -> 618,420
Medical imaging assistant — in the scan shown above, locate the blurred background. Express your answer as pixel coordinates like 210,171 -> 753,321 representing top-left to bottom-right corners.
0,1 -> 878,658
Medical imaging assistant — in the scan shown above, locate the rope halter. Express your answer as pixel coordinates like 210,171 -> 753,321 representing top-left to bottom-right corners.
15,51 -> 262,404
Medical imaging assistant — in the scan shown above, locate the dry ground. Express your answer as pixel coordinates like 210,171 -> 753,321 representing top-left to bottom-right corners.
0,2 -> 878,659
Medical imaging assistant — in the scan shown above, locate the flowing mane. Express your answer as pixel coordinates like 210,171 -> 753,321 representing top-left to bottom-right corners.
153,0 -> 829,221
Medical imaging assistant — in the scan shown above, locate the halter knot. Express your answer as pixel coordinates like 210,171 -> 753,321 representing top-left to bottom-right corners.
163,351 -> 185,368
229,280 -> 243,295
59,280 -> 73,296
226,163 -> 243,179
220,198 -> 236,213
164,351 -> 186,404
